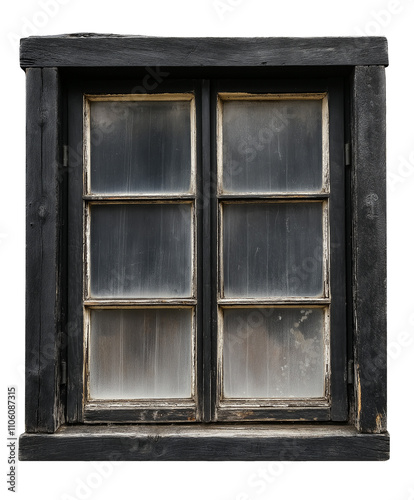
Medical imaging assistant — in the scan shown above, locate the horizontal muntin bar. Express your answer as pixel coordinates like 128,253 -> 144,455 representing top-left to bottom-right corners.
218,92 -> 328,101
83,194 -> 195,202
218,398 -> 329,408
84,299 -> 197,307
218,198 -> 328,206
85,93 -> 195,102
85,399 -> 196,408
218,298 -> 330,306
217,193 -> 329,200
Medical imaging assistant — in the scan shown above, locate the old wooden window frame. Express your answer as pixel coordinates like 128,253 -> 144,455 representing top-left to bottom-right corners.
66,78 -> 347,425
212,81 -> 347,424
19,35 -> 389,461
70,87 -> 202,424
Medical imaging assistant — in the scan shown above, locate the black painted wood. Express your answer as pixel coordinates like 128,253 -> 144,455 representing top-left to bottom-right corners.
201,79 -> 213,422
344,74 -> 356,423
327,78 -> 348,421
20,36 -> 389,458
84,406 -> 197,423
216,407 -> 330,421
351,66 -> 387,433
25,68 -> 64,432
66,86 -> 85,423
20,36 -> 389,69
195,81 -> 204,422
210,80 -> 219,422
19,424 -> 389,461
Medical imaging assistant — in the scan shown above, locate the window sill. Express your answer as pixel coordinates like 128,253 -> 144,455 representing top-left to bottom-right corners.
19,424 -> 389,461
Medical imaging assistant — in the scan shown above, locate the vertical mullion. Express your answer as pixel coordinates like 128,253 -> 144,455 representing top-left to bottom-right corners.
201,80 -> 213,422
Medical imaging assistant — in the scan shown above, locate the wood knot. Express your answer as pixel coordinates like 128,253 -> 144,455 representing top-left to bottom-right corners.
364,193 -> 379,219
38,204 -> 48,219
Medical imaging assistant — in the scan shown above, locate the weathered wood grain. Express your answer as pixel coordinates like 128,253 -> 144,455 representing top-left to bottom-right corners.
351,66 -> 387,433
216,407 -> 330,421
327,78 -> 348,421
84,405 -> 197,423
19,424 -> 389,460
20,37 -> 389,459
25,68 -> 64,432
66,87 -> 85,423
20,36 -> 389,69
201,79 -> 213,422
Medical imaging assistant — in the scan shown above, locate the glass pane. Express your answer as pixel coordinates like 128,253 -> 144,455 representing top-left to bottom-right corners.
90,204 -> 192,298
89,309 -> 193,399
222,203 -> 323,297
223,307 -> 325,398
221,99 -> 322,193
90,100 -> 192,194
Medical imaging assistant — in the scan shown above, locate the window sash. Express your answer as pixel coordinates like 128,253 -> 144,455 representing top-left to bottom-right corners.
210,79 -> 347,422
66,78 -> 347,424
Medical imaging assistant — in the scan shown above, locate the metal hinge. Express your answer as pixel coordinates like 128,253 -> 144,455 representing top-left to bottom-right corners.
347,359 -> 354,384
345,143 -> 351,167
60,360 -> 67,385
63,145 -> 68,168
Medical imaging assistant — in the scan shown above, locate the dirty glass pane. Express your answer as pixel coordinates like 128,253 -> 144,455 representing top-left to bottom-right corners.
222,307 -> 325,398
90,100 -> 192,194
90,204 -> 192,298
221,99 -> 322,193
222,202 -> 323,297
89,309 -> 193,399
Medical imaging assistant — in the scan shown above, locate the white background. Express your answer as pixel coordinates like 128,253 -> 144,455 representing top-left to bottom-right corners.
1,0 -> 413,499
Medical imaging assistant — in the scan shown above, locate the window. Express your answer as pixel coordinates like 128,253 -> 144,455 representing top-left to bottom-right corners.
68,85 -> 346,424
214,90 -> 346,423
81,94 -> 198,422
20,35 -> 389,460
